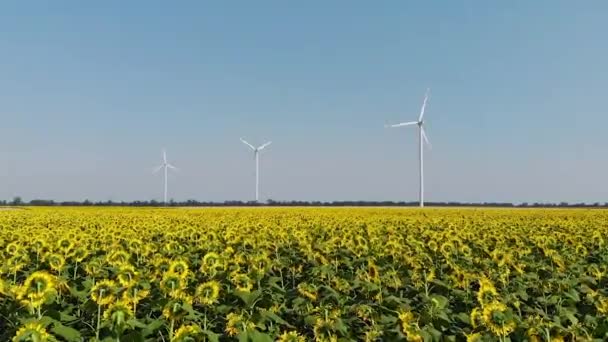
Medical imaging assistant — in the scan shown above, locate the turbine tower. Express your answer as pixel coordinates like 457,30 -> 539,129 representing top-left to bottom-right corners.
386,89 -> 432,207
240,138 -> 272,202
153,149 -> 178,204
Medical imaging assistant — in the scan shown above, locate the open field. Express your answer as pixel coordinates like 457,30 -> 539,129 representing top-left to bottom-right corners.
2,207 -> 608,341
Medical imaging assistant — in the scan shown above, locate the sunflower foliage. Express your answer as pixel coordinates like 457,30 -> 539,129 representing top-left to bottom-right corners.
0,207 -> 608,341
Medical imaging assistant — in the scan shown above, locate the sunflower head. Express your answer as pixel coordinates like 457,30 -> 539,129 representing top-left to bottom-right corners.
17,271 -> 57,310
195,280 -> 221,306
162,295 -> 193,321
84,258 -> 107,279
46,253 -> 65,272
172,324 -> 203,342
122,282 -> 151,304
230,273 -> 254,293
297,282 -> 318,302
106,250 -> 131,267
70,247 -> 89,263
160,272 -> 186,297
116,264 -> 139,287
91,279 -> 117,306
103,301 -> 133,330
225,312 -> 255,337
200,252 -> 224,276
481,301 -> 516,337
12,321 -> 53,342
277,331 -> 306,342
168,260 -> 190,279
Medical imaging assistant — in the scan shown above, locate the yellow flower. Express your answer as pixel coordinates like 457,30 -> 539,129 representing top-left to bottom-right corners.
116,264 -> 139,287
481,301 -> 516,337
195,280 -> 221,306
91,279 -> 117,306
160,272 -> 187,297
277,331 -> 306,342
16,271 -> 57,310
172,324 -> 203,341
103,300 -> 134,329
231,273 -> 254,293
162,295 -> 192,321
168,259 -> 190,279
225,312 -> 255,337
46,253 -> 65,272
297,282 -> 318,301
12,322 -> 52,342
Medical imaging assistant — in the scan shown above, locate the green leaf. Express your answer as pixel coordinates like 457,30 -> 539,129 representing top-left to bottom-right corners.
235,290 -> 263,307
121,331 -> 145,342
51,322 -> 82,342
203,330 -> 220,342
260,310 -> 294,328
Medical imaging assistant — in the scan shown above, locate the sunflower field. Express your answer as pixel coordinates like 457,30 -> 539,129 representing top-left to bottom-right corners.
2,207 -> 608,341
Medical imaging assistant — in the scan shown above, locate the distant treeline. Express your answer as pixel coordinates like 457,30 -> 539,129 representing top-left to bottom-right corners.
1,197 -> 607,208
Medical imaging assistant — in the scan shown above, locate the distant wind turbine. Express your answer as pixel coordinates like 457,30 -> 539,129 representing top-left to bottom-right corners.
386,88 -> 432,207
240,138 -> 272,202
153,149 -> 178,204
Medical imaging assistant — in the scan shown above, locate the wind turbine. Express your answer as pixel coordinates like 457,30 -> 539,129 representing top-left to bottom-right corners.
386,88 -> 432,207
153,149 -> 178,205
240,138 -> 272,202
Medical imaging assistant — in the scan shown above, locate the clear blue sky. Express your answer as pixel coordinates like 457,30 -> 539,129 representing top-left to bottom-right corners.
1,1 -> 606,203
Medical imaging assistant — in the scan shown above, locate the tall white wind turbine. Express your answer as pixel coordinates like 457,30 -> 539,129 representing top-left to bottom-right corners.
240,138 -> 272,202
153,149 -> 178,204
386,89 -> 432,207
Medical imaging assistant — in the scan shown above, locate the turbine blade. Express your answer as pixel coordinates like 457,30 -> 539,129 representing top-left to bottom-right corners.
240,138 -> 256,150
418,88 -> 430,122
152,165 -> 163,174
258,141 -> 272,150
163,149 -> 167,164
421,127 -> 432,149
386,121 -> 418,128
167,164 -> 178,171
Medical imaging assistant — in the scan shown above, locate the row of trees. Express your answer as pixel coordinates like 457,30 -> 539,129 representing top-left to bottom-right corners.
1,197 -> 607,208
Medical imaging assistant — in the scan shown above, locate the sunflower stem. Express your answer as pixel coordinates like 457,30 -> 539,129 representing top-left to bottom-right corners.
169,319 -> 175,340
96,303 -> 102,340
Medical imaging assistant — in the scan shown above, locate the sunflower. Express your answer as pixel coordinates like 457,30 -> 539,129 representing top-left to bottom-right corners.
12,321 -> 53,342
230,273 -> 253,293
122,282 -> 150,305
6,241 -> 22,256
398,310 -> 423,342
160,272 -> 187,297
153,257 -> 172,279
16,271 -> 57,310
116,264 -> 139,287
313,317 -> 338,342
481,301 -> 516,337
195,280 -> 221,306
162,295 -> 193,321
91,279 -> 117,306
297,282 -> 318,301
57,238 -> 74,255
84,258 -> 107,279
168,259 -> 190,279
70,247 -> 89,263
46,253 -> 65,273
172,324 -> 203,342
106,250 -> 131,267
477,277 -> 498,306
200,252 -> 223,276
224,312 -> 255,337
465,332 -> 482,342
367,260 -> 380,283
103,300 -> 133,329
277,331 -> 306,342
